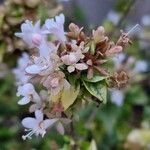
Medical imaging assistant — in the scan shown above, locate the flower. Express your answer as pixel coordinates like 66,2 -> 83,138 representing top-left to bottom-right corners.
22,110 -> 58,140
107,11 -> 121,25
111,90 -> 124,106
92,26 -> 108,44
61,46 -> 88,73
13,53 -> 31,85
43,71 -> 70,95
67,23 -> 84,39
105,45 -> 123,56
141,15 -> 150,26
134,60 -> 148,73
15,20 -> 47,48
25,42 -> 59,76
45,13 -> 66,42
38,41 -> 59,60
112,70 -> 129,89
25,56 -> 54,76
17,83 -> 40,105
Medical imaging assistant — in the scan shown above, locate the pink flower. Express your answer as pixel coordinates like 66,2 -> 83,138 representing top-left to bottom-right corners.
61,50 -> 87,73
43,71 -> 70,95
22,110 -> 58,140
92,26 -> 108,43
106,45 -> 123,56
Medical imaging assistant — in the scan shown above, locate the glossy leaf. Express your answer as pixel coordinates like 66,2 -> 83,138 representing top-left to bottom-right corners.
83,80 -> 107,103
81,74 -> 106,82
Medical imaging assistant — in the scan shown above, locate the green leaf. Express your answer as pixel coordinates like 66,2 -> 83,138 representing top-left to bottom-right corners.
82,80 -> 107,103
51,84 -> 80,110
81,74 -> 106,82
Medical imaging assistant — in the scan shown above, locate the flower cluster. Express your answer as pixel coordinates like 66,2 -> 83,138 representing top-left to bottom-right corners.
14,13 -> 135,139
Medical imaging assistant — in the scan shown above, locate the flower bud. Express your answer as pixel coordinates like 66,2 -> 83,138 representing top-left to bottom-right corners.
32,33 -> 42,46
50,78 -> 59,88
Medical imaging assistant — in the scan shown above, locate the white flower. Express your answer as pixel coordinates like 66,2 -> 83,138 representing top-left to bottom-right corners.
22,110 -> 58,140
134,60 -> 148,73
13,53 -> 31,85
107,11 -> 121,25
15,20 -> 47,48
113,53 -> 126,69
38,41 -> 58,60
17,83 -> 40,105
141,15 -> 150,26
111,90 -> 124,106
61,49 -> 87,73
25,56 -> 54,76
25,43 -> 59,76
45,14 -> 66,42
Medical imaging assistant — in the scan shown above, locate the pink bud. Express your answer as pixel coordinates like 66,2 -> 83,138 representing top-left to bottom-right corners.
107,46 -> 123,56
32,33 -> 42,46
50,78 -> 59,88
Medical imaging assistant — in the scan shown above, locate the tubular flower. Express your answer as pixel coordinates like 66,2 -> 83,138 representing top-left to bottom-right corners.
22,110 -> 58,140
15,20 -> 47,48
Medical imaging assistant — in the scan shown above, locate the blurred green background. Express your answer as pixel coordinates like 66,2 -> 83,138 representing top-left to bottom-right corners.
0,0 -> 150,149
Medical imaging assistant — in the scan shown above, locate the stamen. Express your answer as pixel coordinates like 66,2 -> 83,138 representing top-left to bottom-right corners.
24,128 -> 32,131
22,129 -> 37,140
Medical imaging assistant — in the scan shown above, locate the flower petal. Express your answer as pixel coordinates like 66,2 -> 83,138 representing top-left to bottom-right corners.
34,20 -> 41,31
22,117 -> 37,129
56,122 -> 64,135
67,66 -> 75,73
43,119 -> 58,129
18,97 -> 30,105
17,83 -> 35,96
35,110 -> 43,121
75,63 -> 88,70
63,79 -> 70,90
25,65 -> 43,74
56,13 -> 65,25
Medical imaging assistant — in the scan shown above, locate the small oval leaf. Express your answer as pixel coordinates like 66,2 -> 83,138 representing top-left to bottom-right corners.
83,80 -> 107,103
